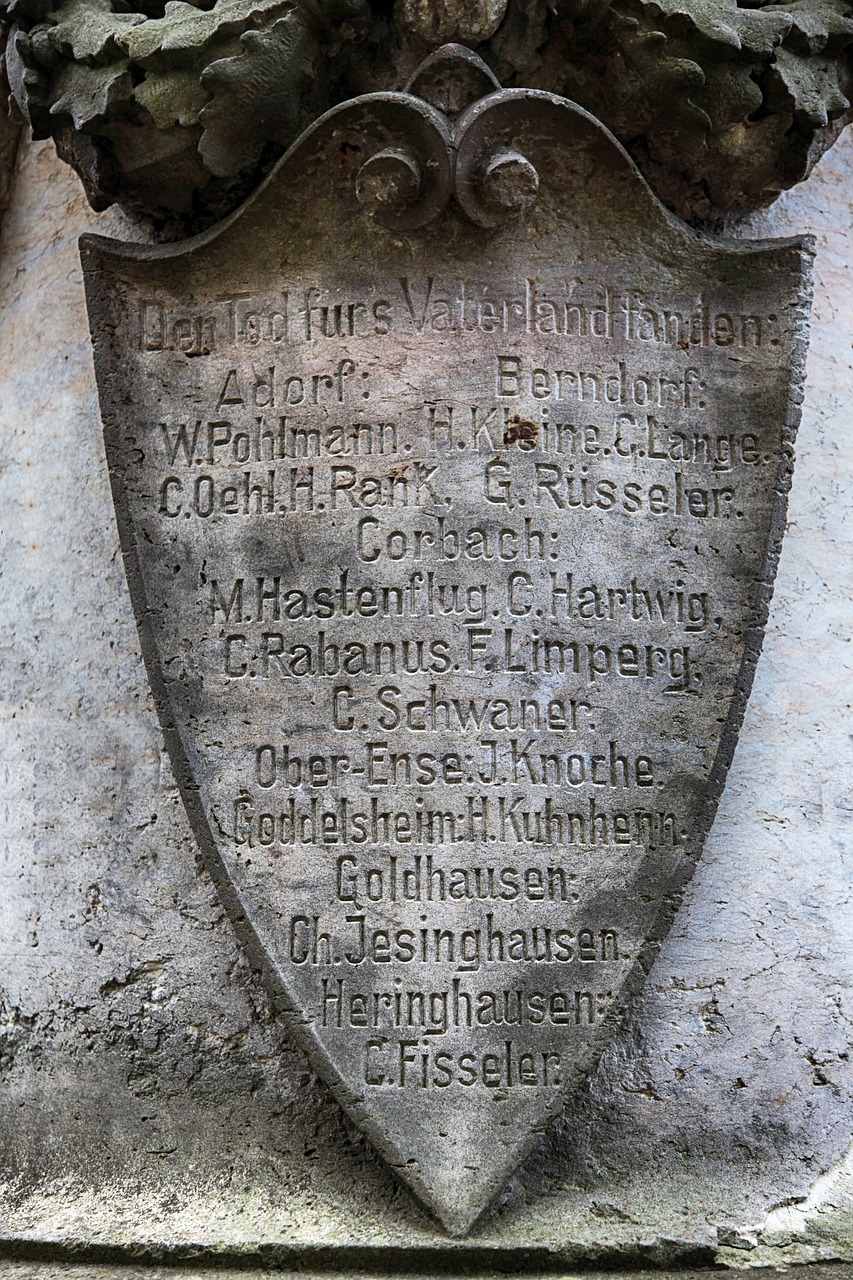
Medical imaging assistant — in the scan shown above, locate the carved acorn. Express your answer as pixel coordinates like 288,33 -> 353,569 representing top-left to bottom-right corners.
396,0 -> 508,46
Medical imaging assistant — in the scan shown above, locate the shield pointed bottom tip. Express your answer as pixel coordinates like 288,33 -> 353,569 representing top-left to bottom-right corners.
81,75 -> 815,1254
413,1185 -> 493,1238
393,1153 -> 513,1237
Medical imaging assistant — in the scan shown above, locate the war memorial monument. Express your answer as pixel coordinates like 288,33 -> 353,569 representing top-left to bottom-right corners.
0,2 -> 852,1276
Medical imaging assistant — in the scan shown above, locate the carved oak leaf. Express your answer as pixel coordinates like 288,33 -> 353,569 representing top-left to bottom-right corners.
769,0 -> 853,55
4,26 -> 52,134
49,55 -> 132,128
120,0 -> 291,71
640,0 -> 792,55
135,64 -> 209,129
608,14 -> 711,134
700,59 -> 764,132
2,0 -> 852,227
770,45 -> 851,126
198,10 -> 317,177
46,0 -> 144,63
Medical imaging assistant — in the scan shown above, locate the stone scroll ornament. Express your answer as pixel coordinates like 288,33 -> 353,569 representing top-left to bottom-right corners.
80,45 -> 813,1236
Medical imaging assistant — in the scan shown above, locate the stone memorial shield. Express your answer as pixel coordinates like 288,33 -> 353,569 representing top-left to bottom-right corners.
80,49 -> 813,1236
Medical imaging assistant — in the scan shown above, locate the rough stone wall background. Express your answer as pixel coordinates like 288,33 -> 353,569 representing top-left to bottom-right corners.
0,126 -> 851,1265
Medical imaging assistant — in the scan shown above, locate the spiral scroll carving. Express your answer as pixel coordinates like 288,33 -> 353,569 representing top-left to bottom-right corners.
2,0 -> 852,232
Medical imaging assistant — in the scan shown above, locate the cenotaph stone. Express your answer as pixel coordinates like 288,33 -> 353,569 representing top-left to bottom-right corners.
81,47 -> 811,1236
1,4 -> 853,1274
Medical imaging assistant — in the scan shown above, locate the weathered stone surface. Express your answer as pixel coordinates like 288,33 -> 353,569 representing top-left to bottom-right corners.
1,1266 -> 852,1280
2,0 -> 853,229
78,69 -> 811,1235
2,1265 -> 853,1280
1,106 -> 853,1278
397,0 -> 509,46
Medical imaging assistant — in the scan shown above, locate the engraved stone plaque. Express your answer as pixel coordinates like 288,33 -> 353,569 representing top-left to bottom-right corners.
81,51 -> 813,1236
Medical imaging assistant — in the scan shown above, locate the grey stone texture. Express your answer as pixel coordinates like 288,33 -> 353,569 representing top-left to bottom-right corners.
78,70 -> 813,1236
2,1266 -> 853,1280
0,109 -> 852,1273
2,1267 -> 853,1280
3,0 -> 853,228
